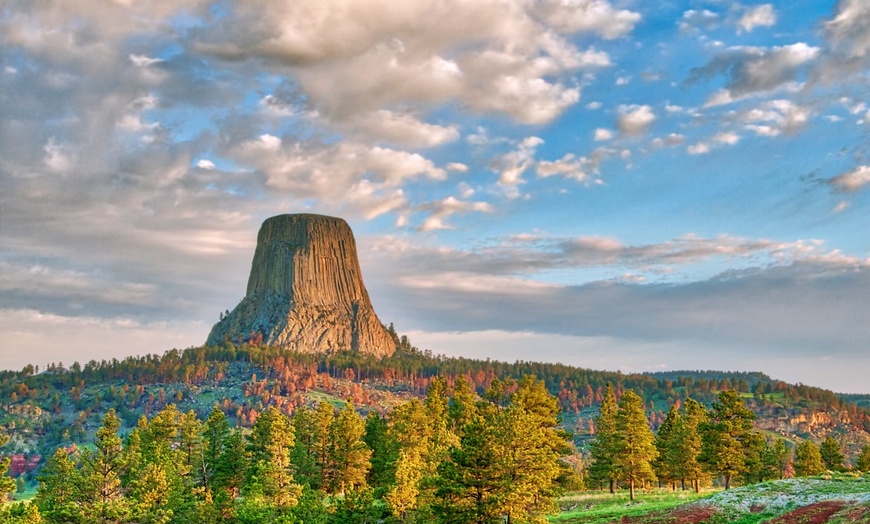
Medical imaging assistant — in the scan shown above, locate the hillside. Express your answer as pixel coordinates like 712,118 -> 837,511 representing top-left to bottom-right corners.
2,331 -> 869,486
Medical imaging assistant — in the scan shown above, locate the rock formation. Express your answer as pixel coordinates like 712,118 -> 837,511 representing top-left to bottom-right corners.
207,214 -> 395,357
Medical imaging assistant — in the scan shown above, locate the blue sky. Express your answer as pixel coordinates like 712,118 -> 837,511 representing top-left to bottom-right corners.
2,0 -> 870,392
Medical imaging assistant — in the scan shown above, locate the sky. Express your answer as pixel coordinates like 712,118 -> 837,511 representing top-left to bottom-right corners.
2,0 -> 870,393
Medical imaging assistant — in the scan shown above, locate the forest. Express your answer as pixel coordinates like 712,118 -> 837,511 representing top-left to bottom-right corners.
2,334 -> 870,523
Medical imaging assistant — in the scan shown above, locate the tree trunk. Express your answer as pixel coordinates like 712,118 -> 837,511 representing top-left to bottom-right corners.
629,479 -> 635,501
724,475 -> 731,490
609,479 -> 614,494
681,478 -> 686,491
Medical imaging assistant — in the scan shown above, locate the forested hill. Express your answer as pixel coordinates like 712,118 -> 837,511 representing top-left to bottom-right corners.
2,332 -> 869,484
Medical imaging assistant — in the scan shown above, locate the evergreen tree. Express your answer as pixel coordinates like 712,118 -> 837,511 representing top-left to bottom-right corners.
614,390 -> 658,501
246,406 -> 301,510
699,390 -> 756,489
0,432 -> 16,502
201,405 -> 230,490
819,436 -> 844,472
363,411 -> 398,493
448,375 -> 478,438
78,409 -> 129,523
34,449 -> 83,523
855,444 -> 870,473
588,383 -> 619,493
793,440 -> 824,477
325,402 -> 371,496
290,406 -> 322,489
433,420 -> 503,524
654,405 -> 680,489
674,398 -> 707,492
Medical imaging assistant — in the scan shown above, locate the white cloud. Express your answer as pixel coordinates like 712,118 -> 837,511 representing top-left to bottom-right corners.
534,0 -> 641,39
688,142 -> 711,155
594,128 -> 614,141
829,165 -> 870,192
714,131 -> 741,145
652,133 -> 685,148
692,43 -> 820,105
537,154 -> 594,182
616,104 -> 655,136
679,9 -> 720,33
741,99 -> 812,135
417,196 -> 493,231
738,4 -> 777,33
491,136 -> 544,193
196,159 -> 216,169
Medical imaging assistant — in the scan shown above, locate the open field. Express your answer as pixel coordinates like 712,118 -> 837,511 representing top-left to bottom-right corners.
553,474 -> 870,524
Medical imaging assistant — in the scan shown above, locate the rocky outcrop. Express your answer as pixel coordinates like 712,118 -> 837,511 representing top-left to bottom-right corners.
207,214 -> 395,357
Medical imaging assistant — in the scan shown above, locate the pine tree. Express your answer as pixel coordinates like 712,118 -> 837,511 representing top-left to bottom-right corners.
0,431 -> 16,502
654,405 -> 680,489
326,402 -> 371,496
78,409 -> 129,523
34,448 -> 83,523
433,419 -> 503,524
674,398 -> 707,492
201,405 -> 230,490
614,390 -> 658,501
363,411 -> 398,493
793,440 -> 824,477
448,375 -> 478,438
855,444 -> 870,472
247,406 -> 301,509
819,436 -> 844,472
699,390 -> 756,489
588,383 -> 619,493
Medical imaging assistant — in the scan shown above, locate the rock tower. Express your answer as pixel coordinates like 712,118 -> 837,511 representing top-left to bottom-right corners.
206,214 -> 395,357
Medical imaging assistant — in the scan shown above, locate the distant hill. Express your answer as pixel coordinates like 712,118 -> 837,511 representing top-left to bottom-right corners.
2,331 -> 869,483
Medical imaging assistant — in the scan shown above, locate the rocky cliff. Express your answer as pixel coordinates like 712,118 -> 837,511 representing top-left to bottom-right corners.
206,214 -> 395,357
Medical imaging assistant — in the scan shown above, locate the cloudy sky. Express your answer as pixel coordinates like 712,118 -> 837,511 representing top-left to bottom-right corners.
2,0 -> 870,392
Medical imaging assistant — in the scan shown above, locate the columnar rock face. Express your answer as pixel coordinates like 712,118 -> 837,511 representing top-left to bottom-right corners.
206,214 -> 395,357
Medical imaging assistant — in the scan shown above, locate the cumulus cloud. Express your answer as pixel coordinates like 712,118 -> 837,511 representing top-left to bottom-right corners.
196,0 -> 621,126
690,43 -> 820,105
741,99 -> 812,135
417,197 -> 493,232
828,165 -> 870,192
490,136 -> 544,195
819,0 -> 870,76
679,9 -> 721,33
617,104 -> 656,136
594,128 -> 614,141
738,4 -> 777,33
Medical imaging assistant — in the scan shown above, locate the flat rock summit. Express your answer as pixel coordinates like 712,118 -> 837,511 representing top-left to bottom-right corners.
206,214 -> 395,357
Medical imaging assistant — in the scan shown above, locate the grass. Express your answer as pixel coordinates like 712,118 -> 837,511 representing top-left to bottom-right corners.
552,489 -> 714,523
552,474 -> 870,524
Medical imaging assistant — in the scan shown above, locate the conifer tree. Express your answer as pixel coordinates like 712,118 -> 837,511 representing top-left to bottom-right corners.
855,444 -> 870,472
447,375 -> 478,438
674,398 -> 707,492
78,409 -> 129,523
614,390 -> 657,501
34,448 -> 83,523
819,436 -> 844,472
363,411 -> 398,493
699,390 -> 756,489
793,440 -> 824,477
201,406 -> 230,490
588,383 -> 619,493
326,402 -> 371,496
654,405 -> 680,489
0,432 -> 16,501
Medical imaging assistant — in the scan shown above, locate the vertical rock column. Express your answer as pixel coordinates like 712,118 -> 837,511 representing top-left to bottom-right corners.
206,214 -> 395,357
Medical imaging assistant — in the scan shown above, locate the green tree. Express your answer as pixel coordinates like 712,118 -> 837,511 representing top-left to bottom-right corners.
793,440 -> 824,477
614,390 -> 658,501
699,390 -> 756,489
856,444 -> 870,472
588,383 -> 619,493
653,405 -> 680,489
433,420 -> 502,524
247,406 -> 301,510
201,405 -> 231,490
290,406 -> 322,489
34,449 -> 83,523
819,436 -> 844,472
0,432 -> 15,501
448,375 -> 478,438
78,409 -> 129,523
325,402 -> 370,496
363,411 -> 398,493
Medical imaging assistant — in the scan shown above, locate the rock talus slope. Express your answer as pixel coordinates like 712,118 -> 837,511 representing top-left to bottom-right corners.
206,214 -> 395,357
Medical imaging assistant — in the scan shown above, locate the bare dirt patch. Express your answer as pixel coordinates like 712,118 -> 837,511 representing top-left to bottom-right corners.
763,500 -> 846,524
619,504 -> 719,524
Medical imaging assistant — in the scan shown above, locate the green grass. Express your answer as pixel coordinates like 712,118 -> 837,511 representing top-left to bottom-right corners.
552,474 -> 870,524
552,489 -> 714,523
